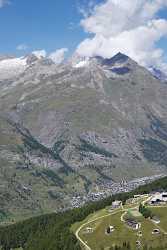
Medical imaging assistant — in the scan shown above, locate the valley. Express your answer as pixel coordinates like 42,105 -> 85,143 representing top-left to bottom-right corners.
0,52 -> 167,219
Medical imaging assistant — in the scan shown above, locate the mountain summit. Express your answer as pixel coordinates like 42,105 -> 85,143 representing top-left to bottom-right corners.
100,52 -> 129,65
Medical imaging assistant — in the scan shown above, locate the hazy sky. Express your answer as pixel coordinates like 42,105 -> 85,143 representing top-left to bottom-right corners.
0,0 -> 167,70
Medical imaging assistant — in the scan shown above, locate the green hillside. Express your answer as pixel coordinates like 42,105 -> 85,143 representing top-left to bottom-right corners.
0,176 -> 166,250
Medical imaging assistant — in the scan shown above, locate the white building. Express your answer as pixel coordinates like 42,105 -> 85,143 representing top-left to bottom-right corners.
126,220 -> 140,230
109,226 -> 115,232
112,200 -> 122,209
106,225 -> 115,234
150,192 -> 167,205
85,227 -> 93,233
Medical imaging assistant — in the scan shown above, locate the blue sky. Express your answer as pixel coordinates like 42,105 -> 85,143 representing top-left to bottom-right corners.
158,9 -> 167,59
0,0 -> 167,70
0,0 -> 90,55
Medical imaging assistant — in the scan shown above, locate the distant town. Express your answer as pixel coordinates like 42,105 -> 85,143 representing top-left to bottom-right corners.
70,174 -> 166,209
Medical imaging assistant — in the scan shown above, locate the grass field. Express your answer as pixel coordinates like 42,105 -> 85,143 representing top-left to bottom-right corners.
79,212 -> 166,249
71,208 -> 111,233
149,206 -> 167,232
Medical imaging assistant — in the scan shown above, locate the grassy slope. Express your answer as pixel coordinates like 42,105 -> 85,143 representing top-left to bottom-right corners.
72,206 -> 167,250
150,207 -> 167,232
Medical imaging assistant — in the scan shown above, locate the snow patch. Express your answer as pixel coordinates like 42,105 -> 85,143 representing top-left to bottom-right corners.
0,57 -> 28,80
74,59 -> 90,68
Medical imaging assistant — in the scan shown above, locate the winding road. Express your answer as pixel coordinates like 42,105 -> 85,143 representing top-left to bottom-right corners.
75,209 -> 123,250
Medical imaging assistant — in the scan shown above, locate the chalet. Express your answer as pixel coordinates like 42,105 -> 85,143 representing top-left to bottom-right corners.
112,200 -> 122,209
125,219 -> 140,230
85,227 -> 93,233
106,225 -> 115,234
152,228 -> 160,234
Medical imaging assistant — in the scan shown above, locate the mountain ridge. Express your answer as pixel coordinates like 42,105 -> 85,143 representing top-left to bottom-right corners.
0,51 -> 167,218
0,51 -> 166,82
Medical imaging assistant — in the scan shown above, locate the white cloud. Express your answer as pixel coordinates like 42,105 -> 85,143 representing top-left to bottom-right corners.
0,0 -> 10,8
26,48 -> 68,64
48,48 -> 68,64
32,50 -> 47,59
16,44 -> 29,51
77,0 -> 167,71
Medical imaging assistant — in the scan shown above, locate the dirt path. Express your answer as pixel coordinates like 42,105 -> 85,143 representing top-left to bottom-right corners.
75,209 -> 123,250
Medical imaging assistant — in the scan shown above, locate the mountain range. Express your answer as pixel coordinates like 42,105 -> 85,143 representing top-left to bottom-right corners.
0,52 -> 167,220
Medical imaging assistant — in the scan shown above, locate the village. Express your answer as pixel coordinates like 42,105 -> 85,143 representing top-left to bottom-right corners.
70,174 -> 166,208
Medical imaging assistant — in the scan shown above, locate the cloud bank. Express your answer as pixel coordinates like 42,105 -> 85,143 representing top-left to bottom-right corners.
77,0 -> 167,71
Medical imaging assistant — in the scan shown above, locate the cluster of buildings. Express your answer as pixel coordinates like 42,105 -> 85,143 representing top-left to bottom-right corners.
100,174 -> 165,195
68,175 -> 165,208
149,192 -> 167,205
70,174 -> 165,209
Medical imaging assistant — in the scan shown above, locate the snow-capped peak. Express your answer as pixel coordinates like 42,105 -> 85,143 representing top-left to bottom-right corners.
0,53 -> 52,81
71,52 -> 131,69
32,50 -> 46,59
0,56 -> 28,80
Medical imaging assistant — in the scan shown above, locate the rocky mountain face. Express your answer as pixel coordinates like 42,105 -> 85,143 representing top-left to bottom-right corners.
0,52 -> 167,219
149,67 -> 167,83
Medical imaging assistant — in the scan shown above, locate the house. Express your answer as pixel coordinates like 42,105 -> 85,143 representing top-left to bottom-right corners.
85,227 -> 93,233
112,200 -> 122,209
149,192 -> 167,205
106,225 -> 115,234
162,192 -> 167,200
152,228 -> 160,234
125,219 -> 140,230
109,226 -> 114,232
